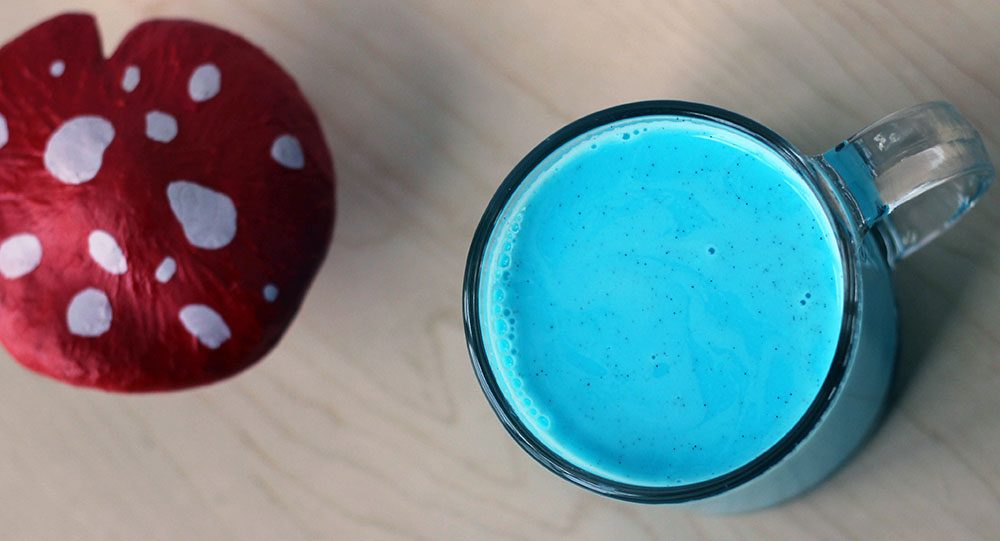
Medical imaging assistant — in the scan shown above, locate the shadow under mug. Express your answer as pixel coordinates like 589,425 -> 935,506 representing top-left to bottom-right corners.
463,101 -> 995,512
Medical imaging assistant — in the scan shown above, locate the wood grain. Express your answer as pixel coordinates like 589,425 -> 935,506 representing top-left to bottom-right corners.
0,0 -> 999,539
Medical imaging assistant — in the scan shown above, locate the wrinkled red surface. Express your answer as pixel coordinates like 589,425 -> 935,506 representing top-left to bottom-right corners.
0,14 -> 334,391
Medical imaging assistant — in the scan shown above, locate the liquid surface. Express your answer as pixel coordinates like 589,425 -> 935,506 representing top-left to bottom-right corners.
477,115 -> 845,486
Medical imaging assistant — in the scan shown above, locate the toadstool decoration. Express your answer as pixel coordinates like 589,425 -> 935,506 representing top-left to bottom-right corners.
0,14 -> 335,391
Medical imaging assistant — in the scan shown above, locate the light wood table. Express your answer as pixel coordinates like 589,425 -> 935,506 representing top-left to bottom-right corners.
1,1 -> 999,539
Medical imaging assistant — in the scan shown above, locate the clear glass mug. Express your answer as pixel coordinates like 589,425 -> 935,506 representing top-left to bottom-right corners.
463,101 -> 995,512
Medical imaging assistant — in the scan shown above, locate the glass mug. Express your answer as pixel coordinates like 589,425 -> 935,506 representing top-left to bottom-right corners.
463,101 -> 994,512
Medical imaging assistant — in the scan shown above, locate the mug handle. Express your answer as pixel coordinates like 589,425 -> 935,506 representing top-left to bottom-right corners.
820,101 -> 995,262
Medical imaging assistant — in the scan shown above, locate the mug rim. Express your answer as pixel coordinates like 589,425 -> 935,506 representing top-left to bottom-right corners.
462,100 -> 861,503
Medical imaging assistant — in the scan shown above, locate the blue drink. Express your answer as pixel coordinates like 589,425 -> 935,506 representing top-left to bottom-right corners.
467,101 -> 992,510
476,115 -> 845,487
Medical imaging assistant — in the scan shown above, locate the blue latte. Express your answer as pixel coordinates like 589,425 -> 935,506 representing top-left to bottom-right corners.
477,115 -> 845,486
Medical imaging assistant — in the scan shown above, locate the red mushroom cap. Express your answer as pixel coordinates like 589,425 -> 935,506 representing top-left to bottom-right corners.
0,14 -> 335,391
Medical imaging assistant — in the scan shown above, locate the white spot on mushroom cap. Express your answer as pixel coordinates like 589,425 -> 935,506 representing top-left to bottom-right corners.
49,60 -> 65,77
155,257 -> 176,283
271,135 -> 304,169
122,65 -> 140,93
167,181 -> 237,250
88,230 -> 127,275
67,288 -> 112,337
263,284 -> 278,302
0,114 -> 8,150
188,63 -> 220,102
44,116 -> 115,185
0,233 -> 42,279
145,111 -> 177,143
179,304 -> 230,349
